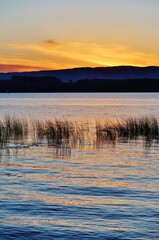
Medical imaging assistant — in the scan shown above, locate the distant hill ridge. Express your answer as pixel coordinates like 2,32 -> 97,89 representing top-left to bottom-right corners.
1,66 -> 159,82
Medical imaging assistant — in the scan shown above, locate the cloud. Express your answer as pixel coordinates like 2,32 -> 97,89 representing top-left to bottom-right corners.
2,40 -> 159,72
0,64 -> 48,73
42,39 -> 62,47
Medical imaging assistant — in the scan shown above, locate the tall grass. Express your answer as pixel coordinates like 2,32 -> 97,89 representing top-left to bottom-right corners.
0,116 -> 28,147
96,116 -> 159,146
31,119 -> 46,143
1,115 -> 159,150
45,120 -> 86,146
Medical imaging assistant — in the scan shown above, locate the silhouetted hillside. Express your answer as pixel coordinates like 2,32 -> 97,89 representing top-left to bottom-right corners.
1,66 -> 159,82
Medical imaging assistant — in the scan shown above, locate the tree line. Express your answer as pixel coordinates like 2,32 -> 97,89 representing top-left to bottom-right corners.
0,76 -> 158,92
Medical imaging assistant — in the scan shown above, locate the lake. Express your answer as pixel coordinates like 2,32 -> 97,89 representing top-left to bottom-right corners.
0,93 -> 159,239
1,92 -> 159,120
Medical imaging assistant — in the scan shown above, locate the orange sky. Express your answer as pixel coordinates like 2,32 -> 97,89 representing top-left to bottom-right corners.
1,0 -> 159,72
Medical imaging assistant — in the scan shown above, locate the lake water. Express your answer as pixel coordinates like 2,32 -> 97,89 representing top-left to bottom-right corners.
0,93 -> 159,239
1,92 -> 159,120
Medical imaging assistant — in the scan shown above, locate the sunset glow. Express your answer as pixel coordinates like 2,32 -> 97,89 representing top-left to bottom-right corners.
1,0 -> 159,72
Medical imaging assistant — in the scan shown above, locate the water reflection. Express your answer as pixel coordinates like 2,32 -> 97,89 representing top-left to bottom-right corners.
1,119 -> 159,238
1,140 -> 159,239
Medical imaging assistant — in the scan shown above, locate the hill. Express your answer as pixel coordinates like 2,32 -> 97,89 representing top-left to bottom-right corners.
1,66 -> 159,82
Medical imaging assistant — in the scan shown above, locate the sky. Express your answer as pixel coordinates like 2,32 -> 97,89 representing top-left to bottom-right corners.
0,0 -> 159,72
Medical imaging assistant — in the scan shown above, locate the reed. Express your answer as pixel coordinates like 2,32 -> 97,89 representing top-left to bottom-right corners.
45,119 -> 86,146
96,116 -> 159,146
0,116 -> 29,147
0,120 -> 6,146
0,116 -> 87,148
1,115 -> 159,150
96,119 -> 118,145
31,119 -> 46,143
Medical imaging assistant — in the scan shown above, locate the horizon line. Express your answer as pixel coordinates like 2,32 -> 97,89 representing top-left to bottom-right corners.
1,65 -> 159,74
